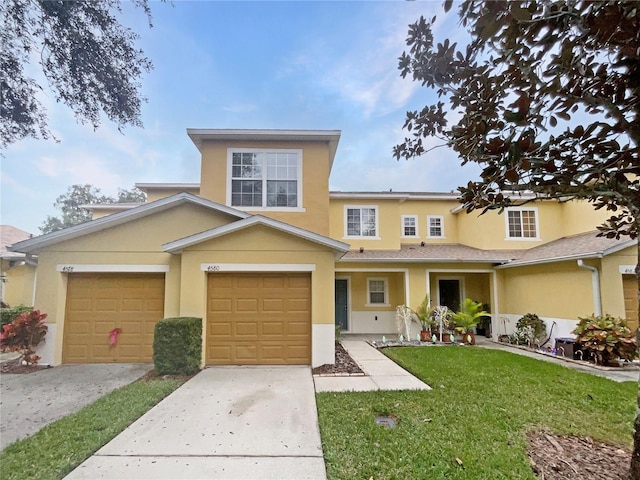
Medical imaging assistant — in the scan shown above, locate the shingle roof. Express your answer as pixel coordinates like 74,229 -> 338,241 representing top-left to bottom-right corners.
497,231 -> 636,268
0,225 -> 32,258
341,244 -> 519,263
340,231 -> 636,266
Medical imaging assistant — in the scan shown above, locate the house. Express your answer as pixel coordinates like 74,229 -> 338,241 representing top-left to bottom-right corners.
0,225 -> 36,307
10,129 -> 638,367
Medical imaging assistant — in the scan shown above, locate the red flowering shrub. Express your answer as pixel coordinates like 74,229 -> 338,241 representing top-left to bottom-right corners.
0,310 -> 48,364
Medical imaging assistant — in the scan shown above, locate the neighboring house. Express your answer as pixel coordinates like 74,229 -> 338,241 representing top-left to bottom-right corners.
10,129 -> 638,367
0,225 -> 36,307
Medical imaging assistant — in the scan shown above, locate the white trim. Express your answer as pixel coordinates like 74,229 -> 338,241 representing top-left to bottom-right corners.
343,205 -> 379,239
135,182 -> 200,190
201,263 -> 316,272
505,207 -> 540,240
366,277 -> 389,306
226,148 -> 303,210
56,264 -> 169,273
427,215 -> 445,238
331,192 -> 460,200
620,265 -> 637,274
401,215 -> 419,238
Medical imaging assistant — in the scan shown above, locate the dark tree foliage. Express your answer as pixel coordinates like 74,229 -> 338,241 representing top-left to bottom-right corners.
394,1 -> 639,475
40,184 -> 146,234
0,0 -> 153,148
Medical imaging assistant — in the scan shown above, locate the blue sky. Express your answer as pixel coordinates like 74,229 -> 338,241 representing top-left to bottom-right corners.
1,0 -> 480,234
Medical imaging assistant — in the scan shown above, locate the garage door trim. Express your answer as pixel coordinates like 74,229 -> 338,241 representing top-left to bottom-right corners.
57,264 -> 169,273
201,263 -> 316,272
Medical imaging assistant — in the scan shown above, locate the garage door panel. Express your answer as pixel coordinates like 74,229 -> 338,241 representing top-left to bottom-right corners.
237,299 -> 259,312
207,273 -> 310,365
63,273 -> 165,363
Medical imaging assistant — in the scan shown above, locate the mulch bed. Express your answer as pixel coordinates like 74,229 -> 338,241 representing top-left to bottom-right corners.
528,431 -> 631,480
312,342 -> 363,375
0,358 -> 51,374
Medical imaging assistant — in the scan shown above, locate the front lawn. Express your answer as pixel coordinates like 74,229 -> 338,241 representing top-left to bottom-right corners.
316,347 -> 636,480
0,377 -> 184,480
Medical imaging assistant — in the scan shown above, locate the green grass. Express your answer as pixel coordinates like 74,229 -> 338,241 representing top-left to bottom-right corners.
0,377 -> 183,480
316,347 -> 637,480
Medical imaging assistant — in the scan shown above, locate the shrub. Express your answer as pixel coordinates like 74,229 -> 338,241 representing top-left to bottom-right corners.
153,317 -> 202,375
514,313 -> 547,345
451,298 -> 489,334
0,310 -> 48,364
573,314 -> 637,365
0,305 -> 33,326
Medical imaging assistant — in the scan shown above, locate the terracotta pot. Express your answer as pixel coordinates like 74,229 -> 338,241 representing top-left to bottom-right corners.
420,330 -> 431,342
461,332 -> 476,345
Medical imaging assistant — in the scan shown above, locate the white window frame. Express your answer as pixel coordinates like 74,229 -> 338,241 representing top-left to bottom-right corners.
505,207 -> 540,240
343,205 -> 380,239
226,148 -> 304,212
401,215 -> 419,238
366,277 -> 389,307
427,215 -> 445,238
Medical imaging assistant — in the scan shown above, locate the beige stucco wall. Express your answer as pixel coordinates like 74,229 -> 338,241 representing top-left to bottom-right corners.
198,140 -> 332,235
560,200 -> 613,235
145,187 -> 200,203
499,261 -> 593,319
1,260 -> 36,307
398,199 -> 460,244
329,199 -> 401,249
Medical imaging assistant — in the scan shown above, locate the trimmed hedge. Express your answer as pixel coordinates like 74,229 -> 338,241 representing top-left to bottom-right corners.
1,305 -> 33,326
153,317 -> 202,375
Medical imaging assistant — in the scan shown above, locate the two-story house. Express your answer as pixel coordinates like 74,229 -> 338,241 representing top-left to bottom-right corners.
11,129 -> 638,367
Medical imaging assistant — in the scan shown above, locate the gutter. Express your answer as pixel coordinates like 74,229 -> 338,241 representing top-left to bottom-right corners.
577,259 -> 602,316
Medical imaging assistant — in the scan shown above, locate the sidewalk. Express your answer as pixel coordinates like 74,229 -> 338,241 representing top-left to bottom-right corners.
313,339 -> 431,392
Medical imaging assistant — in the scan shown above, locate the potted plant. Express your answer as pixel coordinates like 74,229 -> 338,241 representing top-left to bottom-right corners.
451,299 -> 490,345
412,294 -> 435,342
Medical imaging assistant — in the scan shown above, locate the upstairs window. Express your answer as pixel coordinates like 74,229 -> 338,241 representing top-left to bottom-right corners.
345,206 -> 378,238
228,149 -> 301,208
427,215 -> 444,238
507,208 -> 538,239
402,215 -> 418,237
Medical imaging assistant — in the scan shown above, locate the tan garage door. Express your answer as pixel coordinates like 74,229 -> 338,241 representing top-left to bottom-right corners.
207,273 -> 311,365
63,273 -> 165,363
623,274 -> 638,333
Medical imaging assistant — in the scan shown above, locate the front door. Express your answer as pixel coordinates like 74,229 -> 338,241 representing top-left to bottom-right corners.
439,279 -> 461,312
335,279 -> 348,331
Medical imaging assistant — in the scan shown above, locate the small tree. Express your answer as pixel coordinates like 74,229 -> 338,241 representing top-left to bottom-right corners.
0,310 -> 48,364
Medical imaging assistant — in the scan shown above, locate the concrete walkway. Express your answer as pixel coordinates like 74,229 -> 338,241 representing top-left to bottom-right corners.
1,363 -> 152,450
65,366 -> 326,480
476,337 -> 639,383
313,340 -> 431,392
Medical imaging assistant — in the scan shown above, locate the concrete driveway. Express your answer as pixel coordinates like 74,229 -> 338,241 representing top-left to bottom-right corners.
0,363 -> 152,450
65,366 -> 326,480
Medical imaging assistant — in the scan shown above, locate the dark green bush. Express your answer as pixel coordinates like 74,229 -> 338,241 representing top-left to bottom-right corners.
153,317 -> 202,375
1,305 -> 33,326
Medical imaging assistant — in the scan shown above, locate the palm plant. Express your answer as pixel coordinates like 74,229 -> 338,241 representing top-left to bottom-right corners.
451,299 -> 490,334
413,294 -> 435,332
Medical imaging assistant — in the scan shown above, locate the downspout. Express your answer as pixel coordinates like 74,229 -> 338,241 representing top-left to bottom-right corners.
577,259 -> 602,316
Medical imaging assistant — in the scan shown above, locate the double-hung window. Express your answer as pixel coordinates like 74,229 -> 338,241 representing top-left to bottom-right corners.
506,208 -> 538,239
367,278 -> 388,306
345,206 -> 378,238
427,215 -> 444,238
402,215 -> 418,237
229,149 -> 301,208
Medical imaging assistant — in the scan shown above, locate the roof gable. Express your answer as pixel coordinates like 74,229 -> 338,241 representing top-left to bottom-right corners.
11,193 -> 249,254
163,215 -> 350,258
